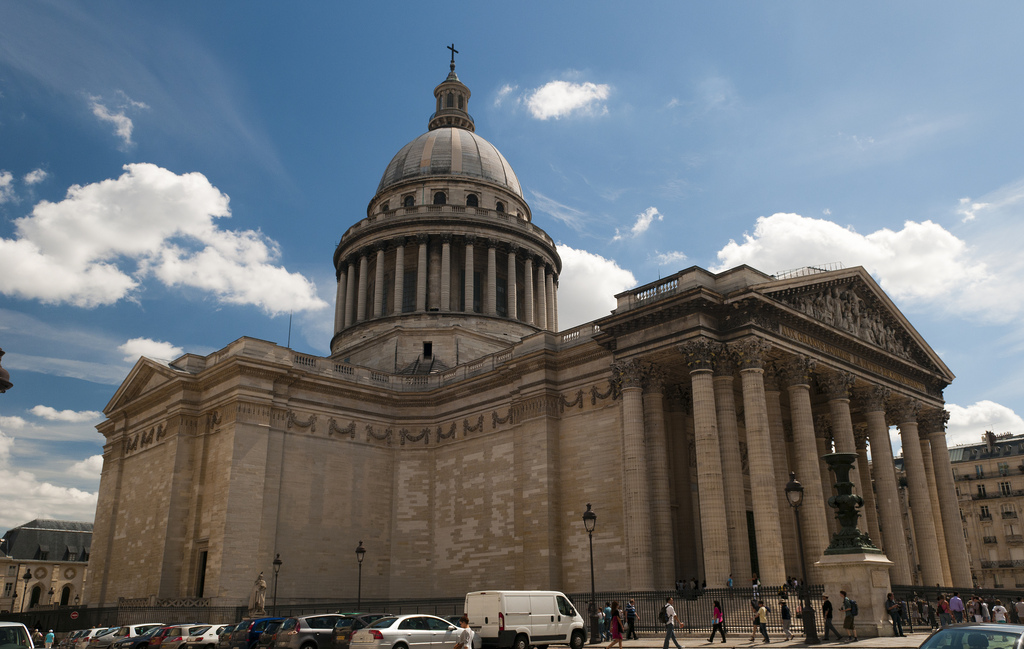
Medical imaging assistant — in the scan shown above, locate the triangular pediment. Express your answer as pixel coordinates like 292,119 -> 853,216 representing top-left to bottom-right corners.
103,358 -> 186,414
755,266 -> 954,381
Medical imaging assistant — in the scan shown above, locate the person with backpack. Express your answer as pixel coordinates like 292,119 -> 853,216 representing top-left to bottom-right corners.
885,593 -> 905,637
661,596 -> 682,649
840,591 -> 858,642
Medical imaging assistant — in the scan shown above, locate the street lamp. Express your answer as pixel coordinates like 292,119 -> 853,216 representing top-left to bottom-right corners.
785,472 -> 820,645
74,595 -> 80,606
582,504 -> 598,645
21,568 -> 31,612
271,554 -> 282,613
355,541 -> 366,610
48,587 -> 54,605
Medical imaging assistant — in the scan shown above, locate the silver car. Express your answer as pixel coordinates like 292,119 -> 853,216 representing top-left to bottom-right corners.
350,615 -> 461,649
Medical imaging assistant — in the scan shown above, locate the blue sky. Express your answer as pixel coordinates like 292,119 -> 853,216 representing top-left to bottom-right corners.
2,2 -> 1024,532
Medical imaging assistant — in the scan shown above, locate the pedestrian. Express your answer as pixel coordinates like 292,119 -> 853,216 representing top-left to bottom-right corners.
626,599 -> 639,640
755,600 -> 770,644
727,574 -> 734,594
662,597 -> 683,649
597,606 -> 606,641
885,593 -> 905,637
1010,598 -> 1020,624
938,596 -> 952,627
604,602 -> 612,641
822,594 -> 845,642
840,591 -> 857,642
781,600 -> 793,641
968,596 -> 979,623
453,615 -> 474,649
981,598 -> 991,623
32,630 -> 43,648
993,600 -> 1008,624
949,592 -> 965,623
1014,598 -> 1024,625
752,573 -> 760,598
709,600 -> 726,643
45,630 -> 54,649
606,601 -> 625,649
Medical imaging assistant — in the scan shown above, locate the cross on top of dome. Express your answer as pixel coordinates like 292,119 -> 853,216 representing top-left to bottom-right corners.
429,44 -> 474,132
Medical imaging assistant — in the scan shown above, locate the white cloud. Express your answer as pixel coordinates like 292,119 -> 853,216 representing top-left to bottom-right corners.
87,91 -> 149,148
526,81 -> 611,120
118,337 -> 183,363
0,170 -> 13,204
68,455 -> 103,481
23,168 -> 47,185
946,401 -> 1024,447
494,84 -> 518,107
0,416 -> 27,430
529,190 -> 589,231
0,163 -> 327,315
957,181 -> 1024,223
29,406 -> 102,423
653,250 -> 688,267
613,207 -> 663,241
0,430 -> 97,530
710,212 -> 1023,322
556,244 -> 636,329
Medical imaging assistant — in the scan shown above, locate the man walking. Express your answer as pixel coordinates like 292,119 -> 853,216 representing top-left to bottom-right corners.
626,599 -> 639,640
950,592 -> 965,623
781,600 -> 793,641
662,597 -> 683,649
885,593 -> 905,637
840,591 -> 857,642
604,602 -> 612,641
822,595 -> 844,642
755,600 -> 770,644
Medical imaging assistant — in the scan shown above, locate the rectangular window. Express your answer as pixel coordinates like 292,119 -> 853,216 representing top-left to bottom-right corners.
195,550 -> 208,598
2,583 -> 11,596
977,465 -> 985,478
978,484 -> 988,498
981,505 -> 992,519
1001,481 -> 1013,496
1000,462 -> 1010,476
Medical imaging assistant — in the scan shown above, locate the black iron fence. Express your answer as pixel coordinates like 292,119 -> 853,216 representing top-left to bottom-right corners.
892,584 -> 1024,630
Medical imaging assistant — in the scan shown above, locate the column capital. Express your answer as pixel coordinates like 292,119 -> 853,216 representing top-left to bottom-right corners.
665,385 -> 692,413
762,362 -> 781,391
712,347 -> 736,376
919,408 -> 950,436
853,422 -> 869,450
508,242 -> 520,254
643,365 -> 666,394
777,355 -> 817,388
678,338 -> 721,372
440,233 -> 452,244
374,241 -> 388,253
484,237 -> 497,249
730,337 -> 772,370
853,385 -> 890,412
612,358 -> 648,390
889,397 -> 921,427
464,234 -> 477,246
815,413 -> 833,441
416,233 -> 430,245
820,370 -> 855,400
392,236 -> 407,248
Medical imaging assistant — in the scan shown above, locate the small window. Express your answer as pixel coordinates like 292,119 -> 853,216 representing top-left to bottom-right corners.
381,202 -> 389,212
403,195 -> 415,208
447,93 -> 454,108
1001,481 -> 1012,496
39,550 -> 48,560
495,201 -> 505,213
466,194 -> 478,207
433,192 -> 447,205
978,484 -> 987,498
458,95 -> 464,110
423,342 -> 432,358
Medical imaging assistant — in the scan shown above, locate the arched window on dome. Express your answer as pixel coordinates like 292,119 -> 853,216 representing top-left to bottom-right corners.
495,201 -> 505,213
437,97 -> 442,112
447,93 -> 454,108
381,202 -> 390,213
433,191 -> 447,205
458,95 -> 464,110
403,195 -> 415,208
466,194 -> 478,207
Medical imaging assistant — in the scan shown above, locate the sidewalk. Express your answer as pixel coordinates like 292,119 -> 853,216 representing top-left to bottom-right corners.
597,632 -> 929,649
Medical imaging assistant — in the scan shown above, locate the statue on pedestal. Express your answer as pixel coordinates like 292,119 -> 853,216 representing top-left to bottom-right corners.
249,571 -> 268,615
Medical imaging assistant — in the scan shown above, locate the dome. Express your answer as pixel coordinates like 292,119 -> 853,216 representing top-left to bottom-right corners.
376,128 -> 523,198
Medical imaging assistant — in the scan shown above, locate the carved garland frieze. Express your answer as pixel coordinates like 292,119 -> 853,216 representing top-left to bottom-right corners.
286,411 -> 317,433
328,419 -> 356,438
437,422 -> 457,443
464,415 -> 484,435
492,409 -> 513,428
366,425 -> 392,445
590,381 -> 619,405
400,428 -> 430,446
560,390 -> 584,412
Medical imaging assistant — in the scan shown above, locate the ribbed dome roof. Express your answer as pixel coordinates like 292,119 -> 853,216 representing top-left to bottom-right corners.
376,127 -> 523,198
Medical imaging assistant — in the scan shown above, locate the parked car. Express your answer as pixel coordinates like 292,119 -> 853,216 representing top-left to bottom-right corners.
93,626 -> 166,649
216,626 -> 237,649
332,615 -> 389,649
111,627 -> 166,649
918,623 -> 1024,649
256,623 -> 283,649
350,615 -> 463,649
77,630 -> 113,649
464,590 -> 584,649
0,621 -> 33,649
229,619 -> 283,649
159,626 -> 209,649
270,615 -> 344,649
61,630 -> 88,649
183,625 -> 229,649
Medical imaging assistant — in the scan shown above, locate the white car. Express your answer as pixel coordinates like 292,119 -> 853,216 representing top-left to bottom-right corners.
351,615 -> 464,649
0,621 -> 33,649
183,625 -> 230,649
77,629 -> 114,649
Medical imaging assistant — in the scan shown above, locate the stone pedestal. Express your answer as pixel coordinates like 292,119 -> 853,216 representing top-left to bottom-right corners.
816,553 -> 894,637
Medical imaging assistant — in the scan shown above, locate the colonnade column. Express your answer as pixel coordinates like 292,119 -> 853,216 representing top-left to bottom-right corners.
613,359 -> 655,589
334,265 -> 347,333
822,372 -> 863,499
523,256 -> 534,325
545,268 -> 555,331
893,399 -> 944,586
486,241 -> 497,316
763,364 -> 801,578
372,244 -> 385,318
507,245 -> 518,320
815,416 -> 837,536
415,234 -> 428,312
779,357 -> 830,584
733,339 -> 786,585
464,236 -> 475,313
642,367 -> 675,589
440,235 -> 451,312
535,259 -> 547,332
712,347 -> 751,584
678,339 -> 730,585
853,424 -> 882,546
552,278 -> 558,331
356,253 -> 369,322
344,258 -> 356,327
924,410 -> 974,587
856,386 -> 912,584
917,431 -> 953,585
393,238 -> 405,314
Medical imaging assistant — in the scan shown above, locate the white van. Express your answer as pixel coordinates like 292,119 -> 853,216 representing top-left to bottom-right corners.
465,591 -> 585,649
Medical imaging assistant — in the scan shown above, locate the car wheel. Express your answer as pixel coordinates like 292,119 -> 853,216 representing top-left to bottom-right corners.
392,643 -> 409,649
300,643 -> 316,649
570,632 -> 584,649
512,635 -> 529,649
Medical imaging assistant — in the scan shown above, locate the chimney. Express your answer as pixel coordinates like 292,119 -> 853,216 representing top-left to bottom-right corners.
986,430 -> 996,453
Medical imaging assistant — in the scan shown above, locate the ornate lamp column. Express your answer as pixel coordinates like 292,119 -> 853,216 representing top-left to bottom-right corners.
612,359 -> 654,589
583,505 -> 599,645
712,347 -> 751,583
21,567 -> 30,612
785,473 -> 820,645
355,541 -> 366,609
272,553 -> 282,612
853,424 -> 882,545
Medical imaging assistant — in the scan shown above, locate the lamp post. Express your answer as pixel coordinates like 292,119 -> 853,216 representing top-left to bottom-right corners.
48,587 -> 54,606
74,595 -> 80,606
21,567 -> 31,612
582,504 -> 598,645
271,554 -> 282,613
355,541 -> 366,610
785,472 -> 820,645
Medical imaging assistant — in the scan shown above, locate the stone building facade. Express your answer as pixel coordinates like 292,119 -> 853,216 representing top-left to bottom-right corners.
0,520 -> 91,613
86,62 -> 971,607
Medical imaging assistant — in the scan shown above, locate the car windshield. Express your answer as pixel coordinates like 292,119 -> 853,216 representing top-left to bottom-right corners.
921,628 -> 1023,649
0,626 -> 31,649
141,629 -> 161,639
368,618 -> 398,630
191,628 -> 211,636
334,620 -> 355,630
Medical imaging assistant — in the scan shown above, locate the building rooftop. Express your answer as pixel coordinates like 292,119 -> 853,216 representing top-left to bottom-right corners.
0,519 -> 92,561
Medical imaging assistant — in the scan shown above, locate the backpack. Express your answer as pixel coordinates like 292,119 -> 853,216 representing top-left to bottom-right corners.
659,604 -> 669,624
850,600 -> 859,617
